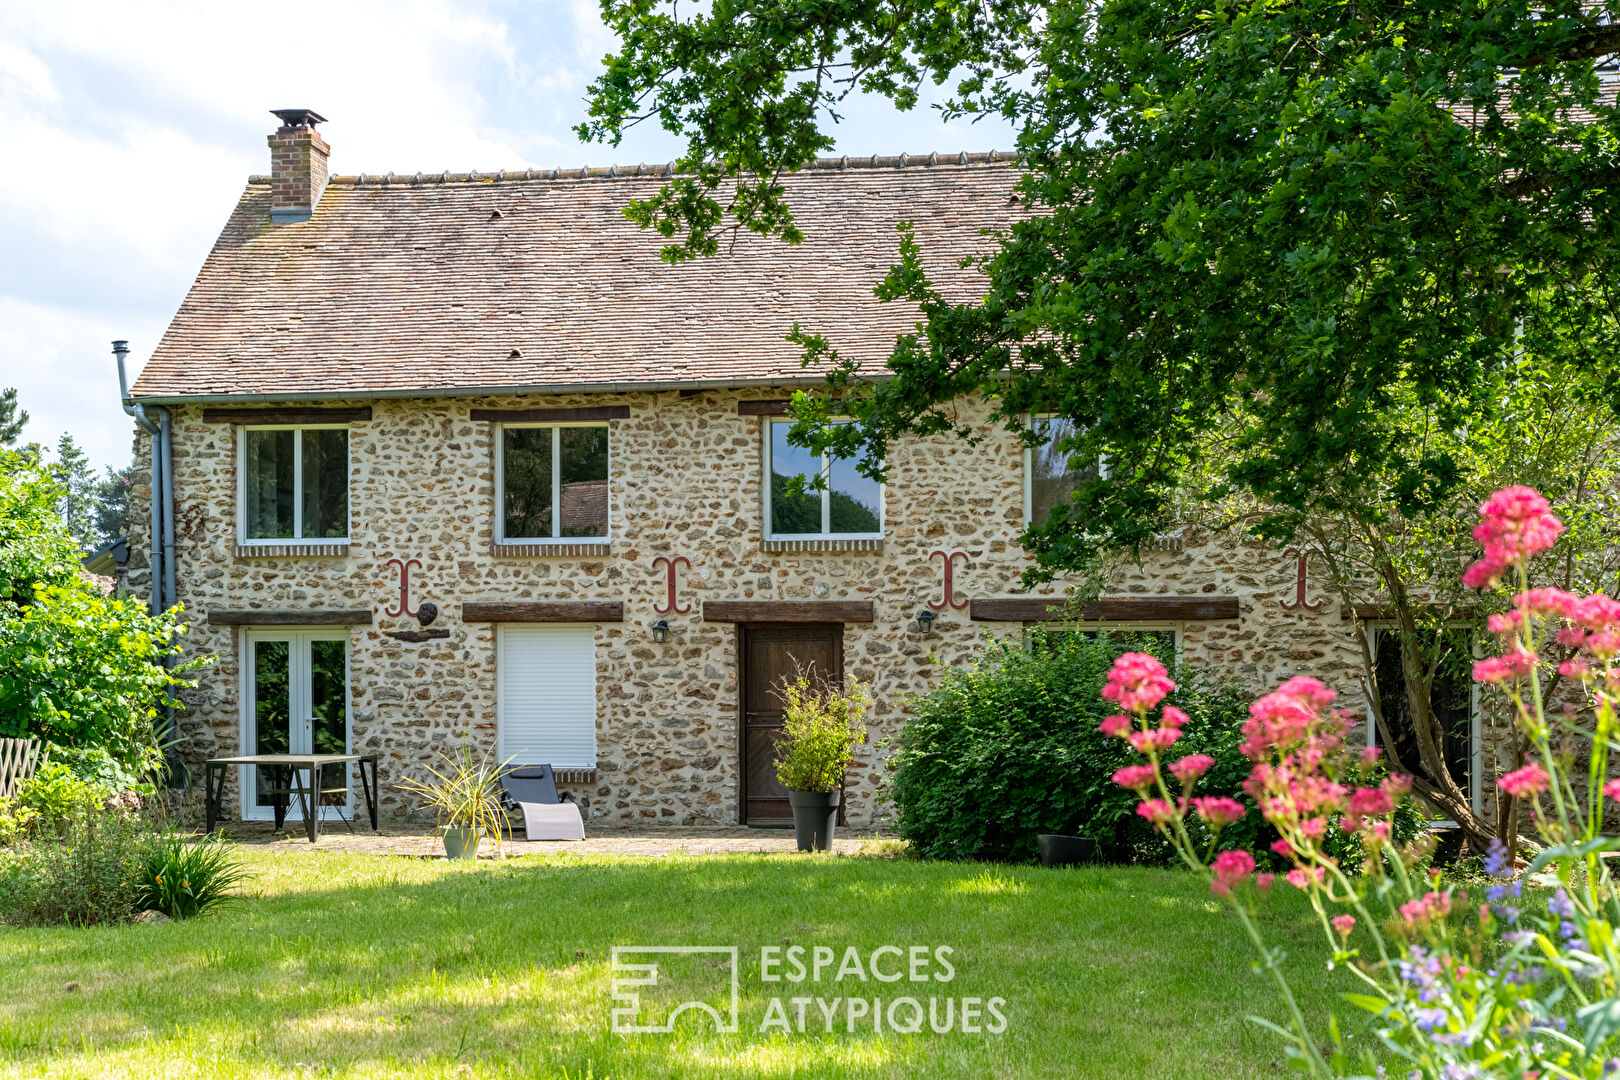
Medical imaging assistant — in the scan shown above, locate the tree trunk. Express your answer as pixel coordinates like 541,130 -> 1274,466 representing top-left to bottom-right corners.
1381,562 -> 1498,854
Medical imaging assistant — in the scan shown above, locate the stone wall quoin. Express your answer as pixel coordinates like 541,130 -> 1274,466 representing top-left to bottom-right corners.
145,389 -> 1387,829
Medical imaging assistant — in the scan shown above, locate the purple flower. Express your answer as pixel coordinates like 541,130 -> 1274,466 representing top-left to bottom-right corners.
1550,889 -> 1575,918
1504,930 -> 1536,948
1484,838 -> 1512,877
1413,1007 -> 1448,1032
1562,920 -> 1580,940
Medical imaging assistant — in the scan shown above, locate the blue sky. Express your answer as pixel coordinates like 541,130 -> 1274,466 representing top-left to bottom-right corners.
0,0 -> 1015,471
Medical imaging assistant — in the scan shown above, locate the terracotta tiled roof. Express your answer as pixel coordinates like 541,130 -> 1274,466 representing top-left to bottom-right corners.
131,153 -> 1021,401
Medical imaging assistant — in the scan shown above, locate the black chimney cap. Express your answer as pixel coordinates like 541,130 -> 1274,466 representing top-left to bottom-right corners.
271,109 -> 327,129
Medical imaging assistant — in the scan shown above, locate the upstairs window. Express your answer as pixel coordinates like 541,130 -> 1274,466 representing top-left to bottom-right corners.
240,427 -> 349,541
498,424 -> 610,543
1025,415 -> 1102,527
764,419 -> 882,539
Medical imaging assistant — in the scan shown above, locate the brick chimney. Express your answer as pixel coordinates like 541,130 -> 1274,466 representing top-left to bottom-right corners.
267,109 -> 329,223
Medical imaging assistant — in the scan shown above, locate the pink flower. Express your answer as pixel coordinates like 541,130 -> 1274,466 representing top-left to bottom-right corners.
1101,652 -> 1177,713
1136,799 -> 1175,826
1240,676 -> 1340,758
1559,657 -> 1590,678
1359,745 -> 1382,766
1255,872 -> 1275,891
1516,588 -> 1579,619
1099,714 -> 1133,738
1210,849 -> 1255,896
1270,838 -> 1294,857
1585,630 -> 1620,661
1169,754 -> 1215,783
1473,648 -> 1536,685
1499,762 -> 1550,798
1111,764 -> 1158,791
1602,779 -> 1620,803
1573,594 -> 1620,631
1285,867 -> 1324,889
1400,890 -> 1453,926
1474,486 -> 1564,566
1348,786 -> 1395,818
1192,796 -> 1246,830
1331,914 -> 1356,938
1488,610 -> 1524,635
1463,557 -> 1506,590
1128,727 -> 1182,753
1159,705 -> 1189,729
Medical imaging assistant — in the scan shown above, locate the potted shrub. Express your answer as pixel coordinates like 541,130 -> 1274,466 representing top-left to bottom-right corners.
773,675 -> 869,852
397,742 -> 512,860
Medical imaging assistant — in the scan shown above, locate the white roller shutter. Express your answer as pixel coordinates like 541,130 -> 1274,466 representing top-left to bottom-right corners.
497,624 -> 598,768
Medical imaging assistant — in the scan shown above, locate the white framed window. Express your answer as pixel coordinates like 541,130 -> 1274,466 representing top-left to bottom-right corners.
496,424 -> 611,544
237,426 -> 350,543
763,419 -> 883,540
1362,624 -> 1482,817
497,624 -> 598,768
1024,415 -> 1104,527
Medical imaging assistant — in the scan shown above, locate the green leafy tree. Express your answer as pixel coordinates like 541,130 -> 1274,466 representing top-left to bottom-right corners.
0,450 -> 205,779
0,388 -> 26,447
1190,355 -> 1620,850
0,451 -> 80,604
583,0 -> 1620,848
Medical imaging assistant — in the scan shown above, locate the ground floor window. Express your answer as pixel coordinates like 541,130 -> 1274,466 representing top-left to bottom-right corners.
497,624 -> 598,768
1369,626 -> 1479,813
238,628 -> 350,821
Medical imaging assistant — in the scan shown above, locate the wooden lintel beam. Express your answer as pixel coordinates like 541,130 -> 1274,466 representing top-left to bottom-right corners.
462,601 -> 624,622
969,596 -> 1240,622
702,600 -> 873,623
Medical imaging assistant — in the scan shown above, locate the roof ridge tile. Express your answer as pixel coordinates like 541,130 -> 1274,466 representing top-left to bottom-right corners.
245,149 -> 1013,186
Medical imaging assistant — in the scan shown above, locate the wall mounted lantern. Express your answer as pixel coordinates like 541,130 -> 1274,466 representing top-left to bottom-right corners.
651,619 -> 670,643
912,609 -> 936,635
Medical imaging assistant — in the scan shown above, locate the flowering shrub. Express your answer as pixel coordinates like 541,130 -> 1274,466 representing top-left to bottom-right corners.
1099,485 -> 1620,1077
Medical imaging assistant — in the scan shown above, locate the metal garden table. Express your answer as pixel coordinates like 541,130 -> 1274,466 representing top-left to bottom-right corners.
203,753 -> 380,843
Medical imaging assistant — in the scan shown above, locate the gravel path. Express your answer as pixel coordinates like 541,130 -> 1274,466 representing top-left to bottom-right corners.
218,822 -> 888,858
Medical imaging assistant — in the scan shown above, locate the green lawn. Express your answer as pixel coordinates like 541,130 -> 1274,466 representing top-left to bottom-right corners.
0,850 -> 1371,1078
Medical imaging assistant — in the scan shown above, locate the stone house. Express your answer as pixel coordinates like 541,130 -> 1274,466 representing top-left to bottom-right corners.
120,111 -> 1486,828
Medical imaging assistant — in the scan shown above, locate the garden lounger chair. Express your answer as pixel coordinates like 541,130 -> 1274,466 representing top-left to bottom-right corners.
500,765 -> 585,841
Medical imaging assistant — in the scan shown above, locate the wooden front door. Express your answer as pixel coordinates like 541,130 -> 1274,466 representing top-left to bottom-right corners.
740,624 -> 844,826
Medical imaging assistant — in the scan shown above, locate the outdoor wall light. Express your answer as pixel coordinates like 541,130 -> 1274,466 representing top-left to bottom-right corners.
651,619 -> 670,643
912,609 -> 936,635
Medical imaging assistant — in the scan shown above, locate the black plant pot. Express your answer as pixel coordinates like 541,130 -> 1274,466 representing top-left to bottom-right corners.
1037,833 -> 1097,868
788,789 -> 841,852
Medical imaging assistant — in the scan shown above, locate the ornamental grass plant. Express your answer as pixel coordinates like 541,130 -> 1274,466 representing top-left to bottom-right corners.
396,741 -> 513,854
1096,486 -> 1620,1077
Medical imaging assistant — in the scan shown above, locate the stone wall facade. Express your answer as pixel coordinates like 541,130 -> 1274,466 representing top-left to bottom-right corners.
123,389 -> 1470,827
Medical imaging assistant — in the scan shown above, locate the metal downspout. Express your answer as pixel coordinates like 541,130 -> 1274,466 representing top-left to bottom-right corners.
113,341 -> 162,614
115,341 -> 181,783
159,407 -> 176,620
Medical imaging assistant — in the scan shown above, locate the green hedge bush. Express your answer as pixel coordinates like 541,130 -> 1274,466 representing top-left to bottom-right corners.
885,629 -> 1424,865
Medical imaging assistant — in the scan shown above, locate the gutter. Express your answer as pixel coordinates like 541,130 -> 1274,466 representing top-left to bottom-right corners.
115,340 -> 182,783
123,373 -> 848,407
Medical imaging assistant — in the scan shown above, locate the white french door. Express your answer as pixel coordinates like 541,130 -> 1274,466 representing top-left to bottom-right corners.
239,628 -> 351,821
